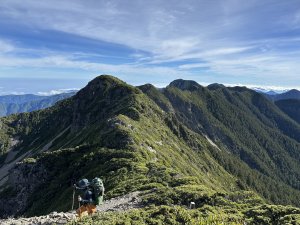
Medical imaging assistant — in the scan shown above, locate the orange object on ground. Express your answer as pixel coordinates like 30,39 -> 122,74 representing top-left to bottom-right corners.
76,204 -> 97,218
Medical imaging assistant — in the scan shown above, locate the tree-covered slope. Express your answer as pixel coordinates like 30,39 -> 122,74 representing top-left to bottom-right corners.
1,75 -> 300,224
0,76 -> 237,217
139,80 -> 300,205
275,99 -> 300,124
0,92 -> 75,117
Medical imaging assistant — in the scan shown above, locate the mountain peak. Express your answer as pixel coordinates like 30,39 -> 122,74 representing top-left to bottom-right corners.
287,89 -> 300,94
207,83 -> 226,90
137,83 -> 157,92
86,74 -> 126,89
77,75 -> 140,100
168,79 -> 202,91
228,86 -> 251,92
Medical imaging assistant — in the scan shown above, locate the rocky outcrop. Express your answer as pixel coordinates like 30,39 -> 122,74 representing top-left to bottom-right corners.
0,212 -> 75,225
0,160 -> 48,217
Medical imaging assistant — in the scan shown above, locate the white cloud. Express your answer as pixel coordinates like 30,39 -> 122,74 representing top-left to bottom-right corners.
0,0 -> 300,86
0,40 -> 14,53
223,83 -> 300,92
200,47 -> 253,57
37,88 -> 79,96
0,91 -> 25,96
149,46 -> 252,64
179,63 -> 210,70
0,0 -> 254,60
0,54 -> 189,80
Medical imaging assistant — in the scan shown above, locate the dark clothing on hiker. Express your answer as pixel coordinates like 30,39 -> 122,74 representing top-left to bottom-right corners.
74,177 -> 104,218
81,189 -> 94,204
74,185 -> 94,204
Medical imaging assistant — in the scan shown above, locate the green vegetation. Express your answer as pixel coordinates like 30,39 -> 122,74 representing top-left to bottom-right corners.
69,206 -> 246,225
69,203 -> 300,225
140,80 -> 300,205
275,99 -> 300,124
0,75 -> 300,224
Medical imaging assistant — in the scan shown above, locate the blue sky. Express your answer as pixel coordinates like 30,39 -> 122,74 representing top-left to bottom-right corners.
0,0 -> 300,94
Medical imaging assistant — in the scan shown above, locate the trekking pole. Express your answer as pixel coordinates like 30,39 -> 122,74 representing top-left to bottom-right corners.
78,195 -> 82,209
72,185 -> 75,210
77,196 -> 82,219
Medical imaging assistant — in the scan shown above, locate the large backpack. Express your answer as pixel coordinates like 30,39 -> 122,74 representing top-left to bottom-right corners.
90,177 -> 105,205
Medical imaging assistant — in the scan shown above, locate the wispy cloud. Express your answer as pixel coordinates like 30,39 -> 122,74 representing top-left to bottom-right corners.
0,91 -> 25,96
0,40 -> 14,53
0,0 -> 300,88
223,83 -> 300,92
0,52 -> 189,81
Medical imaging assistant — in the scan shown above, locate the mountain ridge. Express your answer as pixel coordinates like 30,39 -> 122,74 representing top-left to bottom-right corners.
265,89 -> 300,101
1,75 -> 300,224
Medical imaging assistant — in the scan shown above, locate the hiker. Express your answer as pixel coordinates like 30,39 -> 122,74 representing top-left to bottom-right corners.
74,177 -> 105,218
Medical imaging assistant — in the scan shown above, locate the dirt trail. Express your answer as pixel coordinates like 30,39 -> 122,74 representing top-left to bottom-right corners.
0,191 -> 142,225
205,135 -> 221,151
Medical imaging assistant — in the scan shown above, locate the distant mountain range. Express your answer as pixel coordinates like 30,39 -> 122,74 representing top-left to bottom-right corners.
251,87 -> 291,94
250,89 -> 300,124
0,92 -> 76,117
0,85 -> 298,118
207,85 -> 300,100
250,87 -> 300,99
264,89 -> 300,101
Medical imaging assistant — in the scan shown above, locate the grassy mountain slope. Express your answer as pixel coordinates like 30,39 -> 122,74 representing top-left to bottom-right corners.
1,75 -> 300,224
0,76 -> 236,216
139,81 -> 300,205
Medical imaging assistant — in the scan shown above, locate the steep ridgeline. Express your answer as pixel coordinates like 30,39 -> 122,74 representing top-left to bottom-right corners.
0,76 -> 300,224
139,80 -> 300,205
0,76 -> 235,217
0,92 -> 76,117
